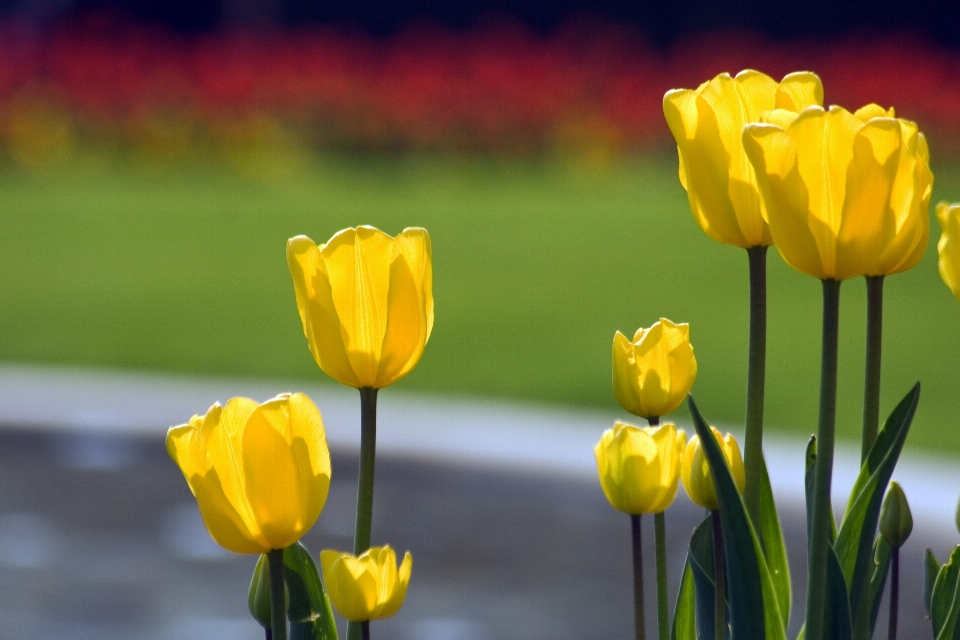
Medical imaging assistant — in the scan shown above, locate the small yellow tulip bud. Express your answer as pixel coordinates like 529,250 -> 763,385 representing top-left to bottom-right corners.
320,546 -> 412,622
166,393 -> 332,554
879,482 -> 913,548
937,202 -> 960,303
612,318 -> 697,419
287,226 -> 434,389
663,69 -> 823,248
594,422 -> 684,515
681,427 -> 745,510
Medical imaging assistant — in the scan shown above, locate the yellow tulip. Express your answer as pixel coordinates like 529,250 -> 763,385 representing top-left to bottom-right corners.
612,318 -> 697,419
594,422 -> 685,515
287,226 -> 434,389
681,427 -> 746,511
320,546 -> 412,621
937,202 -> 960,302
166,393 -> 331,554
742,104 -> 932,280
663,69 -> 823,248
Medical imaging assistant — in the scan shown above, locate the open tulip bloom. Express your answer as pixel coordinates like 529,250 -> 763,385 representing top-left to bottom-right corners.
321,546 -> 412,623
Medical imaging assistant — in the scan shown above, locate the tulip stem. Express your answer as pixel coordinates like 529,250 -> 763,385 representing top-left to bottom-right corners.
348,387 -> 379,640
631,514 -> 646,640
888,546 -> 899,640
804,279 -> 842,640
362,621 -> 371,640
743,245 -> 767,529
711,509 -> 726,640
654,512 -> 669,640
267,548 -> 287,640
862,275 -> 884,463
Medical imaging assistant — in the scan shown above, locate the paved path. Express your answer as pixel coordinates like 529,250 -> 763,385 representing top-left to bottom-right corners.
0,364 -> 957,639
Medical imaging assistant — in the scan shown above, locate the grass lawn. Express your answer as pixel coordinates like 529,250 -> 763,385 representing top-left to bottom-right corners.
2,153 -> 960,453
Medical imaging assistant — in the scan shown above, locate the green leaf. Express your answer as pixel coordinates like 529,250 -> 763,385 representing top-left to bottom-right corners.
863,535 -> 892,640
804,437 -> 836,546
927,549 -> 942,616
249,554 -> 273,630
688,515 -> 718,640
672,555 -> 698,640
759,454 -> 790,630
283,542 -> 339,640
834,384 -> 920,628
932,546 -> 960,640
687,395 -> 786,640
825,543 -> 853,640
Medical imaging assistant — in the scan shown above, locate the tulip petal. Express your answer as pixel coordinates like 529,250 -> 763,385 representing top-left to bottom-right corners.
612,331 -> 644,417
775,72 -> 823,112
287,235 -> 361,388
378,551 -> 412,618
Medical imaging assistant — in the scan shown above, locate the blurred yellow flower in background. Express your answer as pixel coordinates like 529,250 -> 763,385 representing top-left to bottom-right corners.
594,421 -> 685,515
937,202 -> 960,302
287,226 -> 434,389
166,393 -> 331,554
681,427 -> 745,510
320,546 -> 412,621
743,104 -> 932,280
663,69 -> 823,248
612,318 -> 697,419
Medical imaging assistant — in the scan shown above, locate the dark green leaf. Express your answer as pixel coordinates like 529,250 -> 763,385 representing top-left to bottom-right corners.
672,554 -> 697,640
932,546 -> 960,640
248,554 -> 272,630
927,549 -> 942,616
825,543 -> 853,640
284,542 -> 339,640
851,535 -> 890,640
687,395 -> 786,640
759,454 -> 790,630
688,516 -> 717,640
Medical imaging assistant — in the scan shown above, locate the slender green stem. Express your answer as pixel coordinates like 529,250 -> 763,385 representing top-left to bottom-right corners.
631,514 -> 646,640
888,547 -> 900,640
348,387 -> 379,640
267,549 -> 287,640
362,621 -> 371,640
862,275 -> 884,463
743,245 -> 768,529
654,512 -> 669,640
804,279 -> 842,640
711,510 -> 726,640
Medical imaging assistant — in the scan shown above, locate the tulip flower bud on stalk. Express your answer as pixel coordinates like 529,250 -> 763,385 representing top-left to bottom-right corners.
937,202 -> 960,303
612,318 -> 697,420
321,546 -> 412,622
680,427 -> 746,511
880,483 -> 913,640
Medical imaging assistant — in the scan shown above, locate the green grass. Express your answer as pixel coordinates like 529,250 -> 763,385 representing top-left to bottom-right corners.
2,153 -> 960,454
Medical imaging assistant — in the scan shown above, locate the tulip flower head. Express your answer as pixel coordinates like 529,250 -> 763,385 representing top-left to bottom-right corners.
320,546 -> 412,621
663,69 -> 823,248
166,393 -> 331,554
743,104 -> 932,280
937,202 -> 960,303
287,226 -> 434,389
595,422 -> 686,515
612,318 -> 697,419
681,427 -> 745,511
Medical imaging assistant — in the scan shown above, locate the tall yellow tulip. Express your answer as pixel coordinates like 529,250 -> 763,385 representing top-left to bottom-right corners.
166,393 -> 331,554
742,104 -> 932,280
612,318 -> 697,419
937,202 -> 960,302
594,422 -> 685,515
320,546 -> 412,621
680,427 -> 745,511
287,226 -> 434,389
663,69 -> 823,248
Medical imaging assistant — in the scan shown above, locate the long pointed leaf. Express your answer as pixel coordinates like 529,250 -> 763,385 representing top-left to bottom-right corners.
825,544 -> 853,640
688,515 -> 717,640
932,546 -> 960,640
927,549 -> 943,616
284,542 -> 338,640
759,454 -> 791,630
672,555 -> 698,640
688,395 -> 786,640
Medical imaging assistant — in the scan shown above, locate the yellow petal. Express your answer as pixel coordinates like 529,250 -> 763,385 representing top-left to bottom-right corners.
612,331 -> 644,417
322,551 -> 379,621
775,71 -> 824,112
378,551 -> 412,618
938,202 -> 960,302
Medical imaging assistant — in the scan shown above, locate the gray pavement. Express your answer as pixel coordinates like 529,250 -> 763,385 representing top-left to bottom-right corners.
0,364 -> 957,639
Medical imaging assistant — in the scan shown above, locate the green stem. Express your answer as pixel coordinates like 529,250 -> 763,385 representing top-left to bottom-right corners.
743,245 -> 768,529
862,275 -> 884,463
711,510 -> 726,640
631,514 -> 646,640
888,547 -> 899,640
267,549 -> 287,640
362,621 -> 371,640
654,512 -> 669,640
804,279 -> 842,640
348,387 -> 379,640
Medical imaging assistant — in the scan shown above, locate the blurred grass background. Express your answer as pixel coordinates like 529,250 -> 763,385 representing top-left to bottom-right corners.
3,152 -> 959,452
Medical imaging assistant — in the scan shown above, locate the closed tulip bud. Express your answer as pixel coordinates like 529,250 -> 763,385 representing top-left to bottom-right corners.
681,427 -> 745,510
612,318 -> 697,419
663,70 -> 823,248
248,554 -> 273,629
287,226 -> 434,389
880,481 -> 913,548
743,104 -> 932,281
937,203 -> 960,303
166,393 -> 331,554
320,546 -> 412,622
594,422 -> 684,515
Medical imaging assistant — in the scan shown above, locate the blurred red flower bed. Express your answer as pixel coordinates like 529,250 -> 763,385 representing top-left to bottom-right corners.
2,15 -> 960,168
